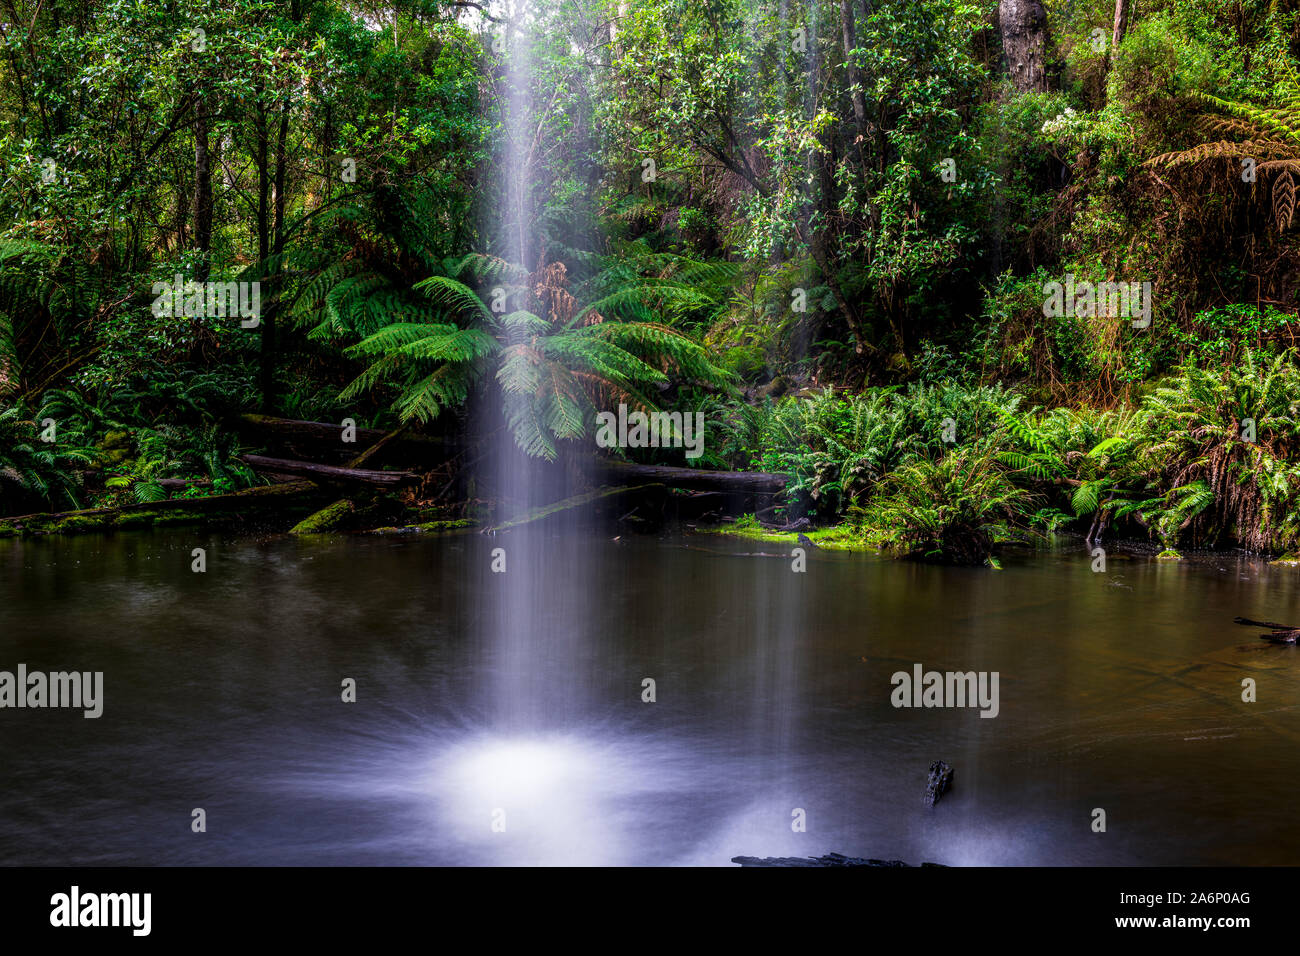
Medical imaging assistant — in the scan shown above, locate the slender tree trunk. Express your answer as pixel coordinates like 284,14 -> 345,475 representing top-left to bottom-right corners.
254,98 -> 273,411
259,100 -> 290,415
273,103 -> 289,260
1112,0 -> 1130,54
193,97 -> 212,283
840,0 -> 867,138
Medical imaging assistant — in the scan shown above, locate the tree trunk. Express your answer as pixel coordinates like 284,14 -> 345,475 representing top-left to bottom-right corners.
231,414 -> 452,464
1112,0 -> 1130,54
592,458 -> 788,494
840,0 -> 867,142
260,98 -> 290,415
254,96 -> 273,411
193,98 -> 212,282
0,482 -> 322,538
240,455 -> 417,487
997,0 -> 1049,93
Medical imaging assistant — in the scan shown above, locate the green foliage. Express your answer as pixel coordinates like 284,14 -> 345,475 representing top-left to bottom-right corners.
703,380 -> 1019,520
0,401 -> 95,513
1,0 -> 1299,561
342,253 -> 734,460
749,389 -> 910,512
103,424 -> 258,504
1125,349 -> 1300,551
1168,304 -> 1300,362
854,442 -> 1036,565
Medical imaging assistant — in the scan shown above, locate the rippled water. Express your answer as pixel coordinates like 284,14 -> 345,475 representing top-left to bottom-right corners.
1,528 -> 1297,865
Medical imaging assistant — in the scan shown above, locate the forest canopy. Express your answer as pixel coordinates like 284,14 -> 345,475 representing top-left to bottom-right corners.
3,0 -> 1299,560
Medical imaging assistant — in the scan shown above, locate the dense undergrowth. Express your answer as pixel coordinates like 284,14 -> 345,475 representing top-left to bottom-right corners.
7,347 -> 1300,564
694,349 -> 1300,561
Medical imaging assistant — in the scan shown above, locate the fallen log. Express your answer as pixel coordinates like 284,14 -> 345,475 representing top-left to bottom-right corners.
732,853 -> 946,867
236,413 -> 390,446
347,426 -> 408,468
0,481 -> 321,537
592,458 -> 788,494
487,484 -> 664,533
240,454 -> 416,487
289,498 -> 356,534
1234,616 -> 1300,644
233,414 -> 451,463
290,428 -> 408,535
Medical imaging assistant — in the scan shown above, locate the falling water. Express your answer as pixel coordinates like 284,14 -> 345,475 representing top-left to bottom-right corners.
440,0 -> 815,864
485,0 -> 547,733
437,0 -> 622,862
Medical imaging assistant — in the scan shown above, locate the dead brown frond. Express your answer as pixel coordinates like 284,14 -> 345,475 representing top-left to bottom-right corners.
1274,168 -> 1297,231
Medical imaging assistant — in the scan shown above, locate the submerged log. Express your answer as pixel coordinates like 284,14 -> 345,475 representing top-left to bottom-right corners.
732,853 -> 946,867
924,760 -> 954,808
1234,616 -> 1300,644
240,455 -> 416,487
487,484 -> 665,533
592,458 -> 788,494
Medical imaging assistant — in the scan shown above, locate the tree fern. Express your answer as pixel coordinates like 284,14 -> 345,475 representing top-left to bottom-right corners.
340,253 -> 735,459
1148,76 -> 1300,231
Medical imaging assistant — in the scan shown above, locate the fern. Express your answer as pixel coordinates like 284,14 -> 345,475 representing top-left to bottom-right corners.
1148,81 -> 1300,232
340,253 -> 735,459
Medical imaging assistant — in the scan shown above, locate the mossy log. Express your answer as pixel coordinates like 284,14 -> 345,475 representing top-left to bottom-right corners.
289,498 -> 356,534
365,518 -> 478,535
290,428 -> 408,535
0,481 -> 321,538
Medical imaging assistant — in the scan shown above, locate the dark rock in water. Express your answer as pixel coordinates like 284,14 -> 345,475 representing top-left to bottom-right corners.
796,532 -> 816,549
924,760 -> 953,807
732,852 -> 947,867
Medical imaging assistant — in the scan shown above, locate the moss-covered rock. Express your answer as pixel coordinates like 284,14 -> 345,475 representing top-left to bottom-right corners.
699,514 -> 865,552
366,518 -> 478,534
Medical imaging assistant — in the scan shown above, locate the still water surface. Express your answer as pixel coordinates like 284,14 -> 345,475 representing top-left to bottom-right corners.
1,529 -> 1297,865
